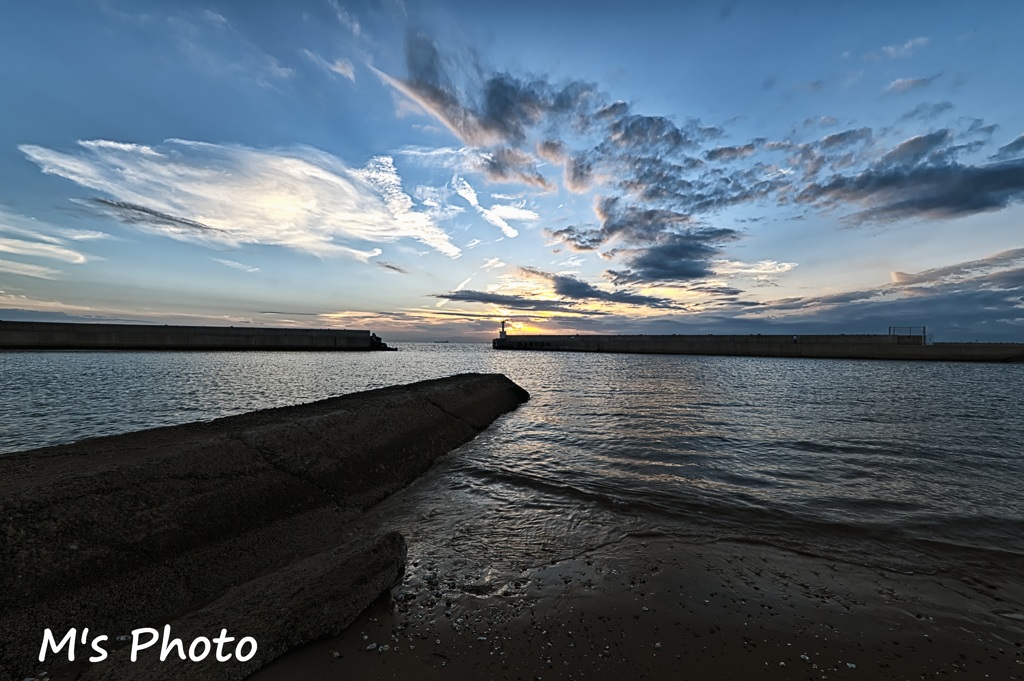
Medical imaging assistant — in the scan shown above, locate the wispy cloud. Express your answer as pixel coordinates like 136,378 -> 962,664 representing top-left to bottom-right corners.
891,247 -> 1024,285
885,74 -> 941,93
302,49 -> 355,81
376,261 -> 409,274
900,101 -> 954,122
0,237 -> 87,264
213,258 -> 260,273
0,208 -> 95,277
518,266 -> 681,309
21,139 -> 460,261
430,289 -> 607,315
451,175 -> 519,237
163,10 -> 295,87
0,258 -> 60,279
868,37 -> 929,60
328,0 -> 362,37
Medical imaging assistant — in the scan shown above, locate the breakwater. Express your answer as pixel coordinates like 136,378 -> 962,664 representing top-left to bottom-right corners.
493,333 -> 1024,362
0,373 -> 529,681
0,320 -> 392,351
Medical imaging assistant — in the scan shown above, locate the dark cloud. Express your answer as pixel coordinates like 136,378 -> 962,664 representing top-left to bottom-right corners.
900,101 -> 954,122
479,147 -> 552,188
803,116 -> 839,128
991,134 -> 1024,161
606,228 -> 740,284
88,198 -> 223,234
518,266 -> 681,308
390,32 -> 599,148
797,157 -> 1024,224
376,261 -> 409,273
753,267 -> 1024,342
705,143 -> 756,162
607,113 -> 700,152
431,289 -> 607,315
820,127 -> 873,149
684,284 -> 745,296
544,225 -> 603,251
385,32 -> 1023,305
879,129 -> 951,166
967,119 -> 999,137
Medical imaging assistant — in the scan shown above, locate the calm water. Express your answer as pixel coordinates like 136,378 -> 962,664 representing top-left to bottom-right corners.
2,344 -> 1022,568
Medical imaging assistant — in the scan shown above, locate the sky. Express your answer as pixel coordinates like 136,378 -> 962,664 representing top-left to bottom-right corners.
1,1 -> 1023,342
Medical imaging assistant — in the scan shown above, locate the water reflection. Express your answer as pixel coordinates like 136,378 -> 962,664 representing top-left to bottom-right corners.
2,344 -> 1022,556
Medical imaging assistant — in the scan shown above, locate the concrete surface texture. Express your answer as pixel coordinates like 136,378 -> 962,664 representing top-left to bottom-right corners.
0,373 -> 530,681
493,333 -> 1024,362
0,320 -> 389,350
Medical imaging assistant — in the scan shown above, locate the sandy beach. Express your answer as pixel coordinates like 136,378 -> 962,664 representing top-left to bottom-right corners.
250,535 -> 1024,680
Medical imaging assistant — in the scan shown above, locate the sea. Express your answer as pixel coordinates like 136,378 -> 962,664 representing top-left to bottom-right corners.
3,343 -> 1022,574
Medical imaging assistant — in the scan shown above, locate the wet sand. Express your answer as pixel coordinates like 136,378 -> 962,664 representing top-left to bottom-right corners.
251,535 -> 1024,680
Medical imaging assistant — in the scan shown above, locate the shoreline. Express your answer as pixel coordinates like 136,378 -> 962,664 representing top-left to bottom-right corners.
249,534 -> 1024,680
0,374 -> 529,681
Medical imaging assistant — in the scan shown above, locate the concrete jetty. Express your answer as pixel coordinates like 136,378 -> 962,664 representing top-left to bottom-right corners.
492,333 -> 1024,362
0,320 -> 393,351
0,374 -> 530,681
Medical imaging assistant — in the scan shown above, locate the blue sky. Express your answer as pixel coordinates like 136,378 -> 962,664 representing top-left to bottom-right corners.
2,0 -> 1023,341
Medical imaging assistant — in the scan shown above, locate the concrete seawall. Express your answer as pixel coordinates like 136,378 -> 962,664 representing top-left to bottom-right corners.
0,373 -> 529,681
0,320 -> 391,351
493,334 -> 1024,362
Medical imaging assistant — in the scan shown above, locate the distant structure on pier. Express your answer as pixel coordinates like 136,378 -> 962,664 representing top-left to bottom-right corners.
492,329 -> 1024,363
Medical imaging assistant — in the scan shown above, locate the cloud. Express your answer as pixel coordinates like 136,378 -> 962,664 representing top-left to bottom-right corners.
869,37 -> 929,60
430,289 -> 605,315
329,0 -> 362,37
0,208 -> 94,277
379,33 -> 777,286
606,229 -> 740,284
376,261 -> 409,274
518,266 -> 681,308
991,134 -> 1024,161
705,143 -> 756,162
0,236 -> 88,264
891,247 -> 1024,285
21,139 -> 460,260
804,116 -> 839,128
819,127 -> 872,149
713,259 -> 798,278
481,257 -> 506,269
373,33 -> 598,149
899,101 -> 954,122
744,256 -> 1024,341
383,31 -> 1024,303
451,175 -> 519,237
0,258 -> 60,279
163,10 -> 295,87
302,49 -> 355,81
213,258 -> 260,273
885,74 -> 941,93
879,130 -> 951,166
797,156 -> 1024,224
